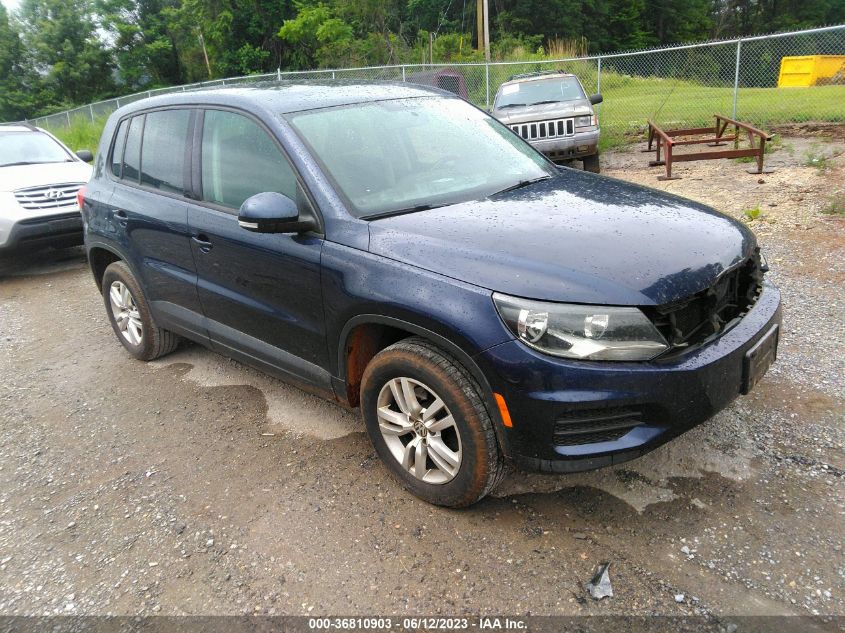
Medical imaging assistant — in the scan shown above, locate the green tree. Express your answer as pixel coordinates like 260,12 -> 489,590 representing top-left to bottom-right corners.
18,0 -> 116,105
0,4 -> 37,120
97,0 -> 184,91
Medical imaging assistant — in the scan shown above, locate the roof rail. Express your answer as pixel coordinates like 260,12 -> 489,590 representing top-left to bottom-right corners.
506,70 -> 568,82
0,121 -> 37,131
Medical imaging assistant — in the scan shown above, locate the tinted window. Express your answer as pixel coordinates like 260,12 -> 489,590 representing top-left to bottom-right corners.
122,115 -> 143,183
111,119 -> 128,177
140,109 -> 191,194
201,109 -> 296,210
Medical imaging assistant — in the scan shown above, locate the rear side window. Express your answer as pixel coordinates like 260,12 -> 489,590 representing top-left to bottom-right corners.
111,119 -> 128,177
140,109 -> 191,194
122,115 -> 143,183
200,109 -> 296,210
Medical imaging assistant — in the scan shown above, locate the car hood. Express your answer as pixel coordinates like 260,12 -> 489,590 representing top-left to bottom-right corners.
367,170 -> 756,306
0,161 -> 92,193
494,99 -> 593,125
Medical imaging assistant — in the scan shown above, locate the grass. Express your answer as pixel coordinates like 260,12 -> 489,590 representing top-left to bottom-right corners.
743,206 -> 763,221
803,148 -> 830,170
595,74 -> 845,148
821,196 -> 845,216
47,116 -> 107,155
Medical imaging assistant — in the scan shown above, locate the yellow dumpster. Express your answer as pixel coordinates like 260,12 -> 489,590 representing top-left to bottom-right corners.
778,55 -> 845,87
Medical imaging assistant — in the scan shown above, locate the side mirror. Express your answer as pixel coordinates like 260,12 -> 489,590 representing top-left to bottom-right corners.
76,149 -> 94,163
589,93 -> 603,106
237,192 -> 315,234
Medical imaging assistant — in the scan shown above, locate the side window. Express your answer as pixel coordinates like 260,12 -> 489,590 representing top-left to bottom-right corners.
111,119 -> 128,177
140,109 -> 191,194
122,115 -> 143,183
201,109 -> 297,210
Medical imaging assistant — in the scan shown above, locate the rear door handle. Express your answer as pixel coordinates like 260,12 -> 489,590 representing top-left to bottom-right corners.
192,234 -> 213,252
112,209 -> 128,226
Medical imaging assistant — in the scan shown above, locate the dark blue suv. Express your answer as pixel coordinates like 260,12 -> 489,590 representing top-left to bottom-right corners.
82,82 -> 781,507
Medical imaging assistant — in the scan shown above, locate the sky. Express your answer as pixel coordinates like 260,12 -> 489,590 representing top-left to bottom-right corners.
1,0 -> 20,12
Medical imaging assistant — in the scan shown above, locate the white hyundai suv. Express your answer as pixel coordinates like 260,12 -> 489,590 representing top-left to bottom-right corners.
0,124 -> 93,254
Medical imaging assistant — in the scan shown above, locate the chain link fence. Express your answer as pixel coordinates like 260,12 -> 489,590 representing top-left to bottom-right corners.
19,24 -> 845,146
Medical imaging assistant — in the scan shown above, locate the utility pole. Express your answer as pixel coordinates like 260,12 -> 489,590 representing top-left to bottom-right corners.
476,0 -> 483,54
482,0 -> 490,61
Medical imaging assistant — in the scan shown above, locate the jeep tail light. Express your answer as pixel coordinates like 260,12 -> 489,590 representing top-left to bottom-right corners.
77,186 -> 86,211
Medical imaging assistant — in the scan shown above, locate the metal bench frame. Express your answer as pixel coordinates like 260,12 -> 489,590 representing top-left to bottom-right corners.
645,115 -> 773,180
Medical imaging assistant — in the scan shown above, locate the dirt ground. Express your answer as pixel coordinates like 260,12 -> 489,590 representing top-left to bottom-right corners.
0,128 -> 843,623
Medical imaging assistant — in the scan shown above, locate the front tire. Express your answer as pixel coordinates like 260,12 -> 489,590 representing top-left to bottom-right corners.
360,337 -> 505,507
582,153 -> 601,173
101,260 -> 180,361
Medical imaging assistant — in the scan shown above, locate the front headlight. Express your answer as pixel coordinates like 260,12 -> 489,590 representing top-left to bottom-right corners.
493,293 -> 669,361
575,115 -> 597,128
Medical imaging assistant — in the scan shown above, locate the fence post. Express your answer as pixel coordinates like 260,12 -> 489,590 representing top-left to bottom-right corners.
401,65 -> 406,82
277,68 -> 281,82
66,111 -> 71,128
485,63 -> 490,109
732,39 -> 742,119
89,104 -> 94,122
596,57 -> 602,114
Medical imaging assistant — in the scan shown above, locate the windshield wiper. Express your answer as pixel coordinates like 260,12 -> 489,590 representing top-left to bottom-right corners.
491,176 -> 551,196
528,100 -> 563,106
362,203 -> 446,221
497,103 -> 526,109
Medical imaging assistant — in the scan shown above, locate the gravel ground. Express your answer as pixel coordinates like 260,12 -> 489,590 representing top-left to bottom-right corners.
0,128 -> 843,621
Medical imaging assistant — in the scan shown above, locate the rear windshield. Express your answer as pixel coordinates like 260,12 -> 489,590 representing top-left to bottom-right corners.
495,76 -> 586,109
0,131 -> 72,167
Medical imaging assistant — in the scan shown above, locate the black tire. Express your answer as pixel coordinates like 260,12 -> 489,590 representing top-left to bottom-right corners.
583,153 -> 601,173
360,336 -> 505,507
101,260 -> 180,361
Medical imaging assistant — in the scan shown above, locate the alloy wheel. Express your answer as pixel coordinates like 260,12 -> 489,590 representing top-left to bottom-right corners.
376,377 -> 462,484
109,281 -> 143,346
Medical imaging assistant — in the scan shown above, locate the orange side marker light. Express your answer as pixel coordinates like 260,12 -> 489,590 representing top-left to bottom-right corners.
493,392 -> 513,428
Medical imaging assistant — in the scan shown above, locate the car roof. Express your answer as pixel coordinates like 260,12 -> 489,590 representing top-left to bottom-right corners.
0,124 -> 39,133
114,80 -> 450,117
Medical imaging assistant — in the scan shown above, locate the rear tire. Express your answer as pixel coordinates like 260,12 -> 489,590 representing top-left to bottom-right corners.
583,153 -> 601,173
101,260 -> 180,361
360,337 -> 505,507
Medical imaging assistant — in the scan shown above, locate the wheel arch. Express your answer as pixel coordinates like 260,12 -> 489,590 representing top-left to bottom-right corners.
336,315 -> 512,457
88,243 -> 126,290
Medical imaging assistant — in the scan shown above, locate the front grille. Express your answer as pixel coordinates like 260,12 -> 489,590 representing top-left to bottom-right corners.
14,183 -> 83,211
511,118 -> 575,141
553,407 -> 643,446
645,254 -> 764,354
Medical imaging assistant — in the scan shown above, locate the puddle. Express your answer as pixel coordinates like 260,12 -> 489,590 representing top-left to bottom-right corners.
494,411 -> 756,512
151,346 -> 756,511
150,347 -> 360,440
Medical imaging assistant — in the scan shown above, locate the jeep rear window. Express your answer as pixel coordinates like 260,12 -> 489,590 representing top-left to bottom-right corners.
495,77 -> 586,108
286,97 -> 552,219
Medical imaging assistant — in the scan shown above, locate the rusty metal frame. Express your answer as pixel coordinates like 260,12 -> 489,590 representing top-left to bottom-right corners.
644,115 -> 773,180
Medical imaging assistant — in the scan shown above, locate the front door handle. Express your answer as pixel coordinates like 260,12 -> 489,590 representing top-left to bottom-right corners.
112,209 -> 128,226
192,234 -> 213,252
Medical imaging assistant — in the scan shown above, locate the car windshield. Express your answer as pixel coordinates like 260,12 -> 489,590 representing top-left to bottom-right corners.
285,97 -> 552,218
495,76 -> 586,108
0,131 -> 72,167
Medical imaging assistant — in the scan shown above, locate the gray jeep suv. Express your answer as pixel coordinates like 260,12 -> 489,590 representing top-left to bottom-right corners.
492,71 -> 602,172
